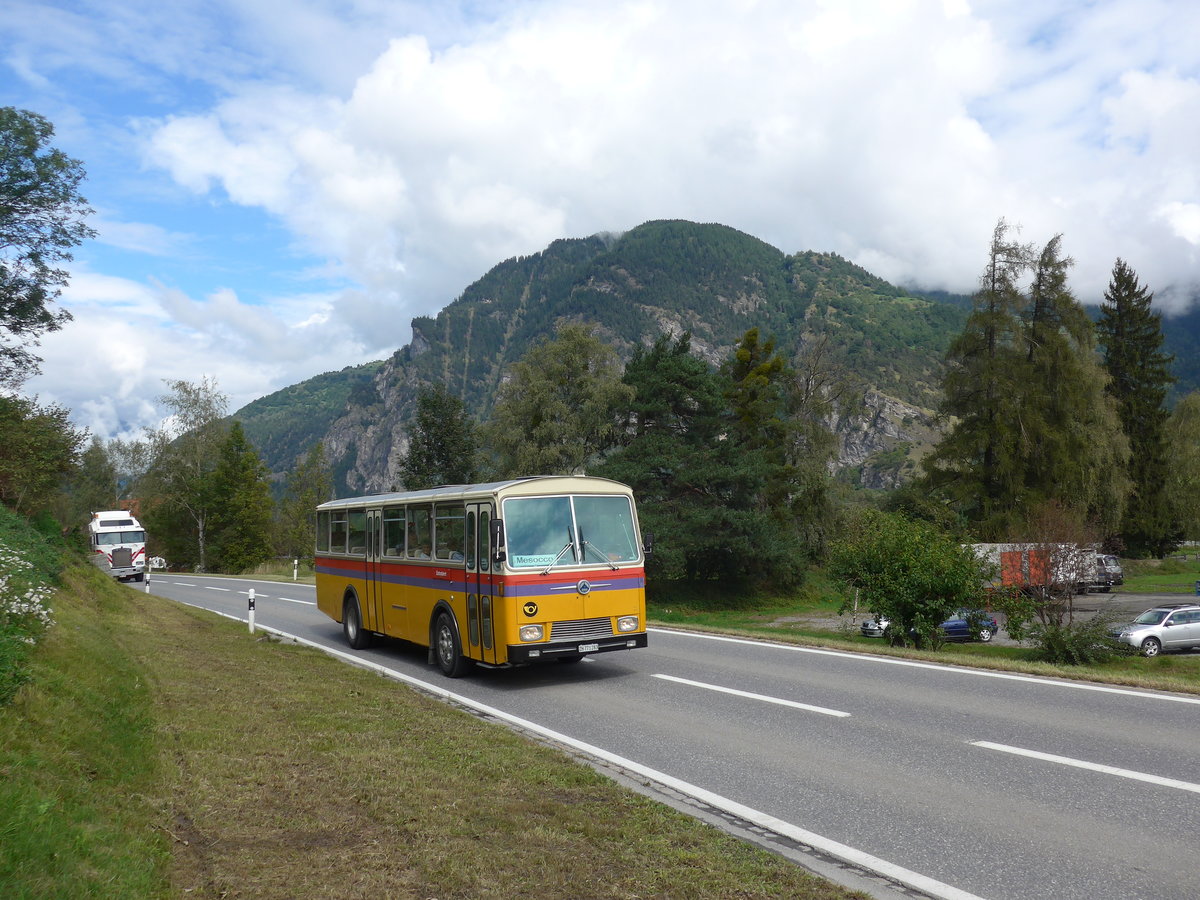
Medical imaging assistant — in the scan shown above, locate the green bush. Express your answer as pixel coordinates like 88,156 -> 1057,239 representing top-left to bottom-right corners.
1028,616 -> 1133,666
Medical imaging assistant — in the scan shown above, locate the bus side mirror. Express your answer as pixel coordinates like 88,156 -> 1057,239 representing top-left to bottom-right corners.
490,518 -> 506,564
643,532 -> 654,557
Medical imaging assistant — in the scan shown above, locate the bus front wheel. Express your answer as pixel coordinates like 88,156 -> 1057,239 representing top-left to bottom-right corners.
434,612 -> 472,678
343,597 -> 372,650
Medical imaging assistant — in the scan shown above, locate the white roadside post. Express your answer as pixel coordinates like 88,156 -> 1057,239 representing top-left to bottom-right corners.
144,564 -> 150,593
293,558 -> 298,582
248,589 -> 256,635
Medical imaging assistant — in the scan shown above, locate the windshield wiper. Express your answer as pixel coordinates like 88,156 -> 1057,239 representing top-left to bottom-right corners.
579,527 -> 619,570
541,526 -> 578,575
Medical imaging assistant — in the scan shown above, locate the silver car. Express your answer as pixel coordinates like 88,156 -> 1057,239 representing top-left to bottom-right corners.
1111,604 -> 1200,657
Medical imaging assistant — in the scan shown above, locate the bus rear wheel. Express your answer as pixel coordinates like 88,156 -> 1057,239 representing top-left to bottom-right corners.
434,612 -> 472,678
343,597 -> 372,650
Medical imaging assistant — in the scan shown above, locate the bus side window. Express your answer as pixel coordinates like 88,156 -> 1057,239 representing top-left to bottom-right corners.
479,510 -> 490,572
465,511 -> 476,569
330,513 -> 349,554
383,508 -> 405,557
435,504 -> 465,562
347,509 -> 367,556
407,507 -> 431,559
316,511 -> 330,553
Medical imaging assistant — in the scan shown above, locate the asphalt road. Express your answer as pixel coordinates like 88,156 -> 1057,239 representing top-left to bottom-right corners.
142,574 -> 1200,900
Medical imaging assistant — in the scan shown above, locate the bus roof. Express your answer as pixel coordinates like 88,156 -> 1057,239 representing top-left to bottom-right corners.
316,475 -> 634,512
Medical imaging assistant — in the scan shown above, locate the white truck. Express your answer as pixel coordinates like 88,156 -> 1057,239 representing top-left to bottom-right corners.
88,510 -> 147,582
972,543 -> 1123,595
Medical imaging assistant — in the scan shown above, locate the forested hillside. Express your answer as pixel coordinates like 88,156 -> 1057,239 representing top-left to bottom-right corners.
233,219 -> 1197,496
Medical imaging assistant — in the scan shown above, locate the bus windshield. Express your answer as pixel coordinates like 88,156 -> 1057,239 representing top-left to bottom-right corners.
504,494 -> 638,568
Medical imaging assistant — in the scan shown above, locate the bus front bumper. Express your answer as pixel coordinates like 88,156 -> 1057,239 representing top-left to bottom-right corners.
507,633 -> 648,664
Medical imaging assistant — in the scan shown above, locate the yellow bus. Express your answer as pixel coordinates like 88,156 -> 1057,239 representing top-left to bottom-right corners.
315,476 -> 650,677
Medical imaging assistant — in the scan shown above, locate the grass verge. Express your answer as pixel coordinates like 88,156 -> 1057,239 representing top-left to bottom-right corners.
649,604 -> 1200,695
3,561 -> 866,900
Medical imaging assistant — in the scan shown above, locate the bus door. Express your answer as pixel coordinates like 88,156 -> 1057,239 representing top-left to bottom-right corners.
366,508 -> 384,633
465,503 -> 498,665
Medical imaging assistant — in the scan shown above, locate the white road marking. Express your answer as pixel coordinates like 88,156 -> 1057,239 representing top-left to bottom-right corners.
653,673 -> 851,718
204,586 -> 232,592
653,627 -> 1200,706
273,596 -> 316,606
971,741 -> 1200,794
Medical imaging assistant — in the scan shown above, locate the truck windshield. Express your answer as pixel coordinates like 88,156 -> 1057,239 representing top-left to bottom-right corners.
504,495 -> 637,569
95,530 -> 145,545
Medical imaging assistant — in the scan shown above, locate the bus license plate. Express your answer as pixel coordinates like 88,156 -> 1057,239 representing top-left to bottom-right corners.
578,643 -> 599,652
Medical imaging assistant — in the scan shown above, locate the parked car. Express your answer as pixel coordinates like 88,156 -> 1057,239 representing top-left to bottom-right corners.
861,610 -> 998,642
1109,604 -> 1200,657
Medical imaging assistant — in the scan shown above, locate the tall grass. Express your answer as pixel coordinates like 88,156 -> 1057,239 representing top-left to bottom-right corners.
0,566 -> 168,897
0,507 -> 60,705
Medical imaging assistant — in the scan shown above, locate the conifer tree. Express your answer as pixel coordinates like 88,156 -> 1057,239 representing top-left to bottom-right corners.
1020,237 -> 1128,535
208,421 -> 273,574
925,224 -> 1128,538
923,220 -> 1034,535
1096,259 -> 1179,556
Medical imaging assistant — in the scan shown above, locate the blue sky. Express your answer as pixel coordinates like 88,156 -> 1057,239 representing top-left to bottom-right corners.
3,0 -> 1198,441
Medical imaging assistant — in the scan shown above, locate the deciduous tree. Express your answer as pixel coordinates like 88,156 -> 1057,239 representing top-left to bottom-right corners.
1165,391 -> 1200,542
0,107 -> 96,386
0,394 -> 84,516
276,441 -> 332,564
482,323 -> 633,478
830,510 -> 990,649
397,383 -> 478,490
141,377 -> 228,571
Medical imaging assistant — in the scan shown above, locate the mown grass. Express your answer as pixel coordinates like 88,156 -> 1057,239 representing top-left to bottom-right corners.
1118,555 -> 1200,594
3,559 -> 866,900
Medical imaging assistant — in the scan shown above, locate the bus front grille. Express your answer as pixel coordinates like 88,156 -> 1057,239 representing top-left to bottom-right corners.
549,618 -> 614,641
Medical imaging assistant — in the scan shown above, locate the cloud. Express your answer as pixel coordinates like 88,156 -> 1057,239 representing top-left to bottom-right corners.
25,270 -> 382,442
11,0 -> 1200,442
135,0 -> 1200,317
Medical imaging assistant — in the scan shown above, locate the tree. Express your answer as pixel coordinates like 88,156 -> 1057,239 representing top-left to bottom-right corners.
924,224 -> 1128,538
1096,259 -> 1179,557
276,441 -> 333,565
397,383 -> 478,490
593,332 -> 730,582
482,323 -> 633,478
596,329 -> 836,588
0,393 -> 85,516
0,108 -> 96,387
1165,391 -> 1200,542
830,510 -> 990,649
141,377 -> 229,571
207,421 -> 273,574
1019,236 -> 1128,535
923,219 -> 1034,535
56,436 -> 118,527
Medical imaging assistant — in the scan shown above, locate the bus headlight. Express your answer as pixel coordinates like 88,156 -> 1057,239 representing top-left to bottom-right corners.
617,616 -> 639,633
519,624 -> 544,642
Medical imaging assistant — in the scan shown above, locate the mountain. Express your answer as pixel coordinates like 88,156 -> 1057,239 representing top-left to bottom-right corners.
234,219 -> 1198,496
